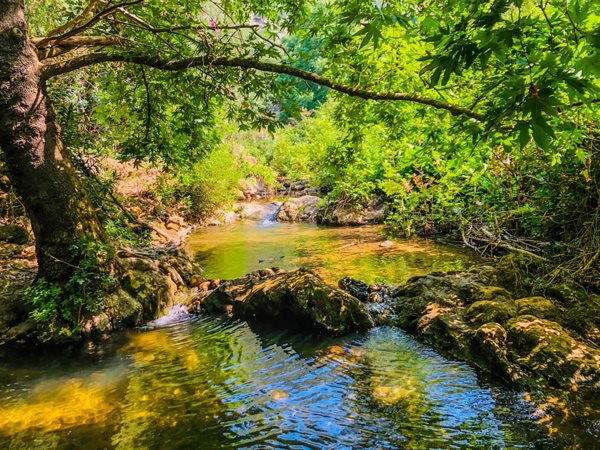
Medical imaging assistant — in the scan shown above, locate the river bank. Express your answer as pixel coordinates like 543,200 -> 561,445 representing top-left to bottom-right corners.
2,207 -> 599,389
1,216 -> 598,448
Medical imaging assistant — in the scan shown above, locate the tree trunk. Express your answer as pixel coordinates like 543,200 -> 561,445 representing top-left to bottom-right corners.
0,0 -> 107,281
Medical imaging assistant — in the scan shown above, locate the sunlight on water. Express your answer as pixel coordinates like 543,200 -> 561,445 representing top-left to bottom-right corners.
0,317 -> 558,449
0,223 -> 589,448
187,222 -> 479,284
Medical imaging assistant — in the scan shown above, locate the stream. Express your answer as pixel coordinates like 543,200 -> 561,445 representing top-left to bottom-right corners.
0,220 -> 592,448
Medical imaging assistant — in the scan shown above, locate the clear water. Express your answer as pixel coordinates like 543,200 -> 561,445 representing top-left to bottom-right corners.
187,222 -> 479,285
0,319 -> 557,449
0,221 -> 595,448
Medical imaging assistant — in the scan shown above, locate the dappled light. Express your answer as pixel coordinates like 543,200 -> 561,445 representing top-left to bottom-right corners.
188,222 -> 477,285
0,0 -> 598,447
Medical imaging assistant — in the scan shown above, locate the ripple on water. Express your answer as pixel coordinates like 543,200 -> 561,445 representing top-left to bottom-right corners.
0,316 -> 561,449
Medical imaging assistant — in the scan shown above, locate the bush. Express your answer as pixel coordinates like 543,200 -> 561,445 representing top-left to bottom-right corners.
25,240 -> 116,340
157,141 -> 275,221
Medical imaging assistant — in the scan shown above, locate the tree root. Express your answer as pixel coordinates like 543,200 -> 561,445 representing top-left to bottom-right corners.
461,222 -> 548,261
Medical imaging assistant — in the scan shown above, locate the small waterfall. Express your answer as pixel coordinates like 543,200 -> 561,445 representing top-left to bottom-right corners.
257,202 -> 282,226
143,304 -> 191,330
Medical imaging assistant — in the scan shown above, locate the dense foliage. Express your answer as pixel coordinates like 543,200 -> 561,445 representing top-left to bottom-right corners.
20,0 -> 600,291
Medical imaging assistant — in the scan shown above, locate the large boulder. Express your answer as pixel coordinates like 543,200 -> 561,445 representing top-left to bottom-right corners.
316,197 -> 385,225
201,268 -> 373,335
275,196 -> 322,222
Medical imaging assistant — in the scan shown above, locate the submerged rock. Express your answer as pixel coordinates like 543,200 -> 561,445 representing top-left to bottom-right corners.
201,268 -> 373,335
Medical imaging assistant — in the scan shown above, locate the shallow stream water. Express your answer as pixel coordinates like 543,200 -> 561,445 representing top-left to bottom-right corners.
0,221 -> 595,448
186,222 -> 478,285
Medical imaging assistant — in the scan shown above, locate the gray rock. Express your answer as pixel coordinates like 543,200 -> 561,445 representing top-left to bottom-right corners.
276,196 -> 322,222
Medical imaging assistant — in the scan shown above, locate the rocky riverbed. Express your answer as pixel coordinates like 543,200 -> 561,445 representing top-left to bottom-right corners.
193,264 -> 600,393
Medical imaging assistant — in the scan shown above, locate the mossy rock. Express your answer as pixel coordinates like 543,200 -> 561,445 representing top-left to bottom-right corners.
490,253 -> 541,297
415,303 -> 473,357
0,278 -> 35,344
472,286 -> 513,303
466,300 -> 517,326
472,322 -> 523,383
91,291 -> 144,333
561,294 -> 600,344
515,297 -> 560,320
506,315 -> 600,388
202,268 -> 373,335
121,269 -> 174,321
544,282 -> 590,306
390,271 -> 485,331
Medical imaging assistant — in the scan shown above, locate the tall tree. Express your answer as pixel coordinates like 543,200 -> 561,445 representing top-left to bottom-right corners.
0,0 -> 478,282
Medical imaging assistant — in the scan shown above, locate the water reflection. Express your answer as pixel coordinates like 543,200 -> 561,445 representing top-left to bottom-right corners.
186,223 -> 478,285
0,318 -> 557,449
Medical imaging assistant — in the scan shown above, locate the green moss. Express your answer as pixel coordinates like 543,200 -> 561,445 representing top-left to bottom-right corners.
466,300 -> 517,325
491,254 -> 541,297
506,315 -> 600,388
473,286 -> 513,302
102,291 -> 143,329
122,270 -> 174,321
515,297 -> 559,320
202,269 -> 373,335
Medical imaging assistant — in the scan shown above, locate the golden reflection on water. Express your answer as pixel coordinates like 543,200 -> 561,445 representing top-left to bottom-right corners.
187,223 -> 479,285
0,320 -> 582,449
0,376 -> 119,435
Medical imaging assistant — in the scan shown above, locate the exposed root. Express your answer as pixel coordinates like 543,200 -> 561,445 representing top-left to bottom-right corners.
461,222 -> 549,261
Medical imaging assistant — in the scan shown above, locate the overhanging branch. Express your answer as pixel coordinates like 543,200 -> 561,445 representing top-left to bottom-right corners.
35,0 -> 144,47
41,52 -> 483,119
33,36 -> 127,48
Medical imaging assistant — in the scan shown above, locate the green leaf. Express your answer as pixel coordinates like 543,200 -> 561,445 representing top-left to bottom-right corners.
531,122 -> 551,151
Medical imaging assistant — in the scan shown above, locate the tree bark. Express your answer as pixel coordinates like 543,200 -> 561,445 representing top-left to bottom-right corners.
0,0 -> 107,281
